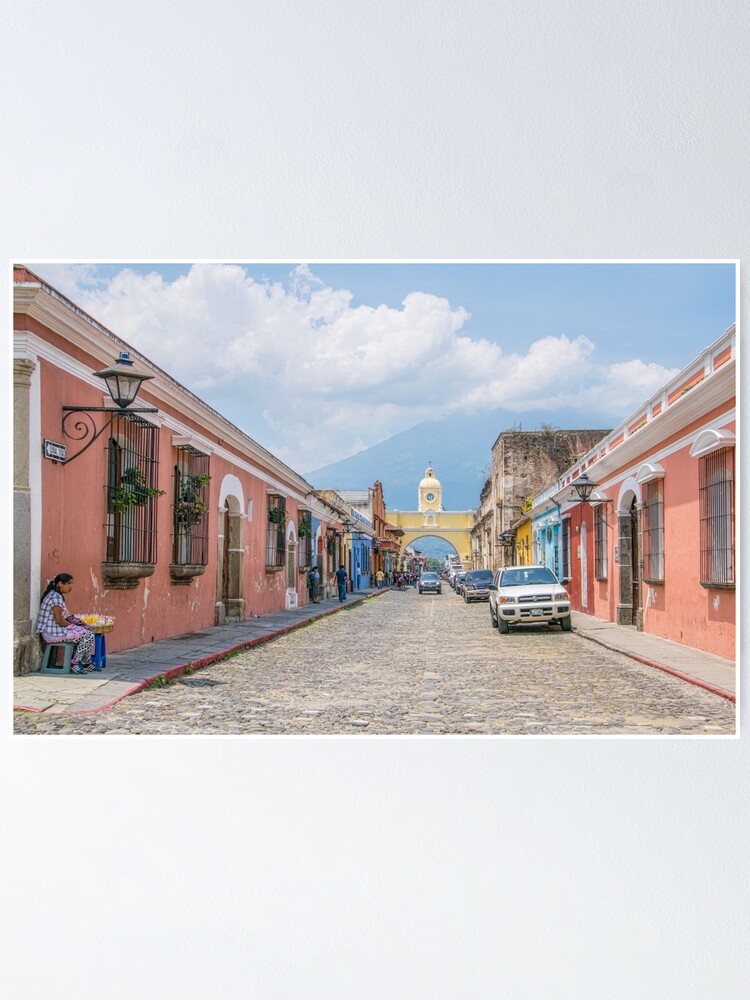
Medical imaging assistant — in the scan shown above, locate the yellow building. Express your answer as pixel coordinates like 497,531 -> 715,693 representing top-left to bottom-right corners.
389,466 -> 474,569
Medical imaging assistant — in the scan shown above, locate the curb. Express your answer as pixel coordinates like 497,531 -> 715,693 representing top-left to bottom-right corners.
574,629 -> 735,703
21,588 -> 388,716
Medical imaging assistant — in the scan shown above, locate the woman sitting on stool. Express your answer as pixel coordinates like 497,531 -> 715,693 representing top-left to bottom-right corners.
36,573 -> 95,674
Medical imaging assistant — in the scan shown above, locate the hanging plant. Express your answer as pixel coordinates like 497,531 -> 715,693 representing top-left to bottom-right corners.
298,519 -> 312,538
111,467 -> 165,513
175,478 -> 209,527
268,506 -> 286,526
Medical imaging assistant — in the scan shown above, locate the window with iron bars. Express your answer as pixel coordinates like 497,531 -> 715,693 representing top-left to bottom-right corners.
699,447 -> 735,588
266,494 -> 286,568
297,511 -> 313,568
172,448 -> 210,566
105,413 -> 163,565
594,506 -> 608,580
641,479 -> 664,583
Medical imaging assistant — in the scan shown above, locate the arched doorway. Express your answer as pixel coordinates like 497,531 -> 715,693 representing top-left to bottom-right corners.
616,490 -> 641,627
285,524 -> 298,608
215,491 -> 245,624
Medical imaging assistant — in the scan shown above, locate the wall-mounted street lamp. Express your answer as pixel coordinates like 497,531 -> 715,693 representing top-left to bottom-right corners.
570,472 -> 597,503
569,472 -> 613,524
62,352 -> 157,464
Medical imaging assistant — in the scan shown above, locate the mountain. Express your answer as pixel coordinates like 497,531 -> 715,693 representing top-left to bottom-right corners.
305,410 -> 568,511
305,408 -> 616,512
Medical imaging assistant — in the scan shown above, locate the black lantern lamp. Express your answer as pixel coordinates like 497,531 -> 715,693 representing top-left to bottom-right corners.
570,472 -> 597,503
570,472 -> 613,523
62,351 -> 158,463
93,351 -> 155,408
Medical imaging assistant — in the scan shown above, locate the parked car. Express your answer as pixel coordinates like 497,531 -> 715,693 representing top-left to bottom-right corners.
418,572 -> 442,595
488,565 -> 571,633
454,571 -> 467,595
462,569 -> 494,603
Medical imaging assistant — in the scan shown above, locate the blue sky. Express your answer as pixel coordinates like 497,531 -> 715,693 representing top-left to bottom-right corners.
29,261 -> 737,474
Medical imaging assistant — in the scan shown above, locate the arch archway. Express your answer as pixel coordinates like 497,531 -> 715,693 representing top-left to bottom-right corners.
398,533 -> 461,570
395,527 -> 472,568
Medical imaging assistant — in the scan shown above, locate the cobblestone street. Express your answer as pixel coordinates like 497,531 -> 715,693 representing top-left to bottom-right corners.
14,588 -> 735,736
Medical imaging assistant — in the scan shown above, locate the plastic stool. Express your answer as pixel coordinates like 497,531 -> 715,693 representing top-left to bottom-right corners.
40,641 -> 77,675
92,632 -> 107,671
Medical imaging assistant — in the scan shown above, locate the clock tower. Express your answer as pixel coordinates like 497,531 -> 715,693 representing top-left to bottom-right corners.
418,465 -> 442,513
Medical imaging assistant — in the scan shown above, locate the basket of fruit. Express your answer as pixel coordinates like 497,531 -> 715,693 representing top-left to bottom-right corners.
79,614 -> 115,633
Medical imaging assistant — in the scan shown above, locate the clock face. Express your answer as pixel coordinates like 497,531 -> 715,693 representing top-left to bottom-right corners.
425,491 -> 435,502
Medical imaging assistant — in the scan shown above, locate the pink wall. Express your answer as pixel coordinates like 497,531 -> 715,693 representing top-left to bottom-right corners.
35,342 -> 315,655
587,415 -> 735,660
640,431 -> 735,659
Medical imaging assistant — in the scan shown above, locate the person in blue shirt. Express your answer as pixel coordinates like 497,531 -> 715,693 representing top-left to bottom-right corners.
335,564 -> 348,602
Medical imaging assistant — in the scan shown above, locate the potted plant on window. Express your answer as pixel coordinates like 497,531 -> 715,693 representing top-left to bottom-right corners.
175,474 -> 211,527
268,506 -> 286,526
110,467 -> 165,513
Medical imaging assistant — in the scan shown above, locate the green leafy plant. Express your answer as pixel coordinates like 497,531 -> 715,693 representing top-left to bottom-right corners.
111,467 -> 165,513
268,506 -> 286,526
175,474 -> 211,527
298,518 -> 312,538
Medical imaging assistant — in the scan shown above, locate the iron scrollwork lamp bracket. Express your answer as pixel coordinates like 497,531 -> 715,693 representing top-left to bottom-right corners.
61,352 -> 157,464
62,405 -> 157,464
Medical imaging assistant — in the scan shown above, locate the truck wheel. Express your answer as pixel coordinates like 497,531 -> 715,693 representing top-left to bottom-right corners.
497,616 -> 509,634
560,616 -> 572,632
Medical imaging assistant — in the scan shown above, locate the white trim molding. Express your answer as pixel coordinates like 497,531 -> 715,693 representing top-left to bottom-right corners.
635,461 -> 665,484
689,427 -> 736,459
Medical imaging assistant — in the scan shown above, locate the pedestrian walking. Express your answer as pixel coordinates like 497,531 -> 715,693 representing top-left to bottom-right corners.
375,569 -> 384,589
335,564 -> 348,601
308,566 -> 321,603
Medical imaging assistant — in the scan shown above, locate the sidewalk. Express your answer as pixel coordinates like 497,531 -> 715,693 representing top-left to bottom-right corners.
13,586 -> 386,716
13,592 -> 736,715
571,611 -> 736,702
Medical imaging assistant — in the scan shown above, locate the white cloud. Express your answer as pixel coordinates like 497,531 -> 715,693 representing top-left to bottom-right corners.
38,263 -> 681,473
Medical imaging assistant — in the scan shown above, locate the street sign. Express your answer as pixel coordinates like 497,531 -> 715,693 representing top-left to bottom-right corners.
43,439 -> 67,463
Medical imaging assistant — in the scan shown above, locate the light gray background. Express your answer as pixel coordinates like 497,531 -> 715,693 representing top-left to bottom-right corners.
3,2 -> 747,997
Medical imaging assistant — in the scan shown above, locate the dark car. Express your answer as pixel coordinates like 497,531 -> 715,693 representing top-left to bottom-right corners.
488,565 -> 571,633
418,572 -> 441,594
462,569 -> 494,603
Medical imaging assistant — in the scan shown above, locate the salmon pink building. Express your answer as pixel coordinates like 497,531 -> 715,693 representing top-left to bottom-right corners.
13,266 -> 347,674
529,325 -> 737,660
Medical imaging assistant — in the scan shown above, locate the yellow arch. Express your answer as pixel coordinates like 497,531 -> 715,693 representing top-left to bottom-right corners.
390,509 -> 474,568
